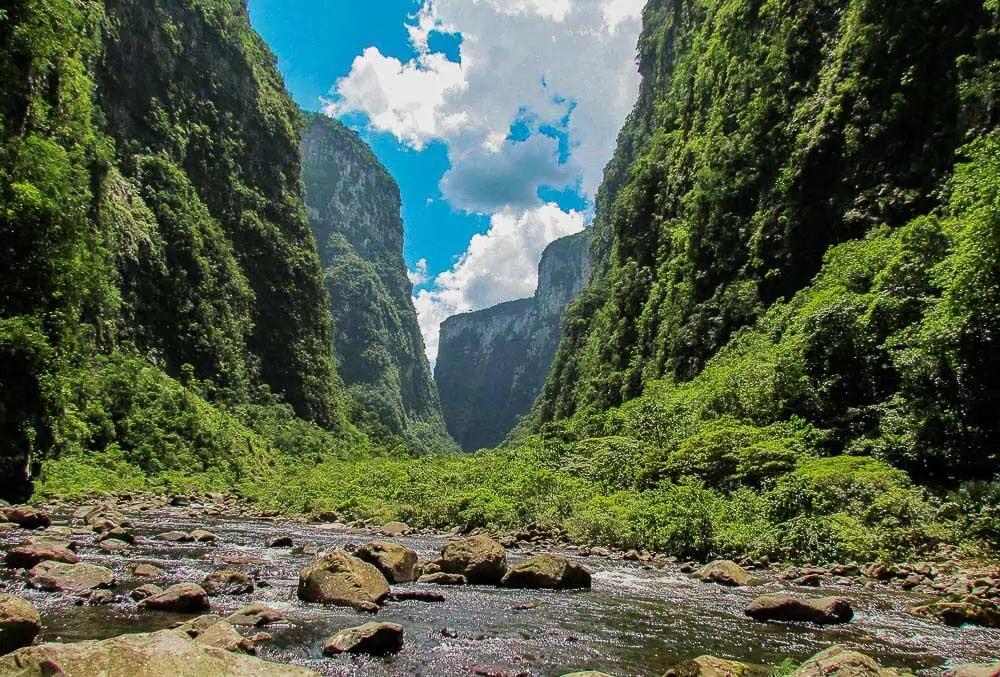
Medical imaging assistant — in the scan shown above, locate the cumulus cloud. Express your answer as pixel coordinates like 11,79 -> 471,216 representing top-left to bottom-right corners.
407,258 -> 431,286
414,203 -> 585,363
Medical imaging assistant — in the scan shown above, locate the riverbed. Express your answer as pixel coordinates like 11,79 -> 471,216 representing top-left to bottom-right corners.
1,508 -> 997,676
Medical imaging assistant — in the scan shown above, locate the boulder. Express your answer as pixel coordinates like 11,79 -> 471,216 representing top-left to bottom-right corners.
227,603 -> 285,628
791,645 -> 901,677
0,629 -> 319,675
190,530 -> 218,543
663,656 -> 768,677
266,536 -> 293,548
159,531 -> 194,543
297,550 -> 390,612
131,563 -> 162,578
5,544 -> 79,569
176,616 -> 255,655
29,562 -> 115,592
745,595 -> 854,625
438,534 -> 507,584
131,584 -> 164,602
26,535 -> 76,552
390,590 -> 446,603
418,572 -> 467,585
0,593 -> 41,655
910,598 -> 1000,628
202,570 -> 254,596
379,521 -> 411,537
500,554 -> 591,589
944,665 -> 1000,677
695,561 -> 761,587
322,622 -> 404,656
356,541 -> 420,583
141,583 -> 211,613
2,507 -> 50,530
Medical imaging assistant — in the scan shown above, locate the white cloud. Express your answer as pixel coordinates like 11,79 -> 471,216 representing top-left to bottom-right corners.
407,258 -> 430,286
414,203 -> 585,364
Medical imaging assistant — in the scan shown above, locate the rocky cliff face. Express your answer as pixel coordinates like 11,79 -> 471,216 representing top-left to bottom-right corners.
301,114 -> 453,452
436,231 -> 589,451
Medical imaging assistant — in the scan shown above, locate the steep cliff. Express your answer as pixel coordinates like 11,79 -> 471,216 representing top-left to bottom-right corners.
437,231 -> 589,450
0,0 -> 350,499
301,113 -> 452,452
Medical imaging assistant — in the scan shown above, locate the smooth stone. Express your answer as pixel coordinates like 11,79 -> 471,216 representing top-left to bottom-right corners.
695,561 -> 762,587
322,622 -> 404,656
140,583 -> 211,613
745,595 -> 854,625
356,540 -> 420,583
500,554 -> 591,589
297,550 -> 390,612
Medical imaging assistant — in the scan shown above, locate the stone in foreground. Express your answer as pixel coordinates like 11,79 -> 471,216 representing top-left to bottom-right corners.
791,645 -> 906,676
438,534 -> 508,584
501,554 -> 591,589
694,561 -> 761,587
356,540 -> 420,583
140,583 -> 211,613
29,562 -> 115,593
745,595 -> 854,625
944,664 -> 1000,677
5,544 -> 79,569
663,655 -> 768,677
297,550 -> 390,612
0,593 -> 41,655
0,629 -> 318,675
322,622 -> 404,656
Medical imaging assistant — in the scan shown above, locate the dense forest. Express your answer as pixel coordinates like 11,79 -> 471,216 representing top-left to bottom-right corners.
2,0 -> 998,567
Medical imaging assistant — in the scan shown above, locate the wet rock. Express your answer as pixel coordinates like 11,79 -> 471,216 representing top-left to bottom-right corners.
190,530 -> 218,543
26,535 -> 76,552
322,622 -> 404,656
389,590 -> 446,603
695,561 -> 761,587
227,603 -> 285,628
297,550 -> 390,611
292,544 -> 318,556
745,595 -> 854,625
131,563 -> 161,578
140,583 -> 211,613
0,629 -> 319,675
663,656 -> 768,677
379,521 -> 411,537
439,534 -> 508,584
266,536 -> 293,548
356,540 -> 420,583
944,664 -> 1000,677
441,627 -> 459,638
29,562 -> 115,592
131,584 -> 163,601
0,593 -> 41,654
99,539 -> 130,553
2,507 -> 51,530
791,645 -> 902,676
176,616 -> 255,654
418,572 -> 467,585
86,589 -> 116,605
910,598 -> 1000,628
5,544 -> 79,569
202,570 -> 254,596
158,531 -> 194,543
500,554 -> 592,589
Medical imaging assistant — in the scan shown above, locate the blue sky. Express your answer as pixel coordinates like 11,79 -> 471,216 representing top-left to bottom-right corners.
247,0 -> 644,361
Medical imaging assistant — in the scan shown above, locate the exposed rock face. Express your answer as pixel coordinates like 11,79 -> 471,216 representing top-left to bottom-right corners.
322,621 -> 404,656
438,535 -> 508,584
745,595 -> 854,625
0,593 -> 41,655
297,550 -> 390,611
501,554 -> 592,589
301,113 -> 452,452
0,629 -> 318,676
356,541 -> 420,584
436,230 -> 590,450
695,561 -> 761,587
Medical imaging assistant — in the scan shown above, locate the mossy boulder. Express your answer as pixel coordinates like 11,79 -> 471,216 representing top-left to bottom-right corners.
202,570 -> 254,596
500,554 -> 591,589
29,562 -> 115,592
322,622 -> 403,656
297,550 -> 390,612
910,598 -> 1000,628
663,655 -> 769,677
438,535 -> 507,584
140,583 -> 211,613
791,645 -> 905,677
356,541 -> 420,584
695,561 -> 761,587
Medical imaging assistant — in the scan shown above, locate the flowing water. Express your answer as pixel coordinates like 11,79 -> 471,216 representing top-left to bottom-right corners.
1,509 -> 997,676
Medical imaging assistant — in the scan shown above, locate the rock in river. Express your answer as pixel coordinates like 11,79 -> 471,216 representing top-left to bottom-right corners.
29,562 -> 115,592
791,645 -> 904,677
0,629 -> 318,675
267,536 -> 294,548
0,593 -> 41,655
297,550 -> 390,612
227,603 -> 285,628
2,507 -> 51,530
944,664 -> 1000,677
910,598 -> 1000,628
695,560 -> 761,587
663,655 -> 768,677
140,583 -> 211,613
501,554 -> 591,589
745,595 -> 854,625
5,544 -> 79,569
438,534 -> 508,584
322,621 -> 404,656
202,570 -> 254,596
356,540 -> 420,583
418,572 -> 467,586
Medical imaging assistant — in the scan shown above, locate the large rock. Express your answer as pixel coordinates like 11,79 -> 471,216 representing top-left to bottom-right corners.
176,616 -> 255,655
0,629 -> 318,675
910,598 -> 1000,628
438,535 -> 508,584
695,561 -> 761,587
2,507 -> 51,530
141,583 -> 211,613
202,570 -> 254,596
501,554 -> 591,589
663,655 -> 768,677
418,572 -> 467,585
5,544 -> 79,569
791,646 -> 902,677
297,550 -> 390,612
29,562 -> 115,592
379,521 -> 412,537
944,665 -> 1000,677
322,622 -> 404,656
227,603 -> 285,628
356,541 -> 420,583
745,595 -> 854,625
0,593 -> 41,655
